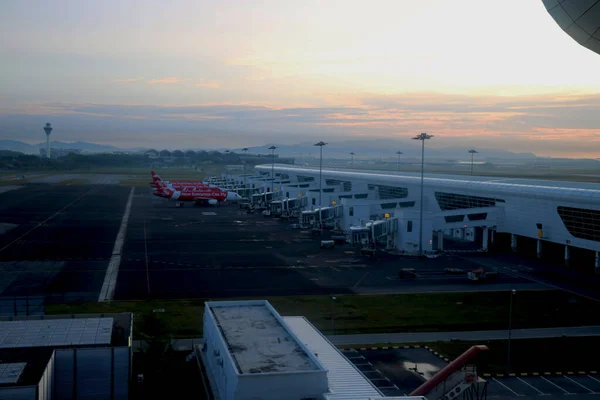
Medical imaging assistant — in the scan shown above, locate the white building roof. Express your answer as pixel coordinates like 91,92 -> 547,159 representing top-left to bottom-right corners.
0,318 -> 113,348
209,302 -> 322,374
283,316 -> 383,400
257,165 -> 600,205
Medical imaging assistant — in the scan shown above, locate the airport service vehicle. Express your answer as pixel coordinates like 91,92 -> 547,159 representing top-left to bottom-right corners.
398,268 -> 418,278
153,184 -> 241,206
467,269 -> 498,282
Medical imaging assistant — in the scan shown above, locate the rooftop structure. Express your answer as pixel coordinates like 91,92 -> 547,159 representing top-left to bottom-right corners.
211,304 -> 317,374
543,0 -> 600,56
0,314 -> 132,399
202,300 -> 328,400
0,363 -> 26,385
283,316 -> 384,400
0,317 -> 113,348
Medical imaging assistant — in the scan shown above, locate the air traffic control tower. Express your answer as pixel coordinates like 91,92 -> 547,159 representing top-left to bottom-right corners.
543,0 -> 600,55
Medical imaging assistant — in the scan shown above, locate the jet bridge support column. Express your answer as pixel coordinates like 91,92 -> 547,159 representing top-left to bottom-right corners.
564,245 -> 570,266
437,231 -> 444,251
537,239 -> 542,259
482,227 -> 489,251
595,252 -> 600,273
510,234 -> 517,253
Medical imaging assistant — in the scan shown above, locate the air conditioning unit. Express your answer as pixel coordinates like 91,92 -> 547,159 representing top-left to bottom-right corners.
217,357 -> 224,366
213,349 -> 220,357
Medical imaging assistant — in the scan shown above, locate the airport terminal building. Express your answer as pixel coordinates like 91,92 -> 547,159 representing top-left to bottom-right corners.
226,165 -> 600,272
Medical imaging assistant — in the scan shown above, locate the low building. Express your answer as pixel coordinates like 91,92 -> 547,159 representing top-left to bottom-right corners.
0,313 -> 132,400
39,148 -> 82,158
199,300 -> 423,400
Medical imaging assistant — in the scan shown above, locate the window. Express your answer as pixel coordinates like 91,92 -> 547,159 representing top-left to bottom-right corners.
398,201 -> 415,208
349,207 -> 354,217
407,221 -> 413,232
297,175 -> 315,182
312,198 -> 316,205
354,193 -> 368,199
286,192 -> 289,198
444,215 -> 465,223
467,213 -> 488,221
434,192 -> 502,211
381,202 -> 397,209
368,184 -> 408,199
557,206 -> 600,242
325,179 -> 352,192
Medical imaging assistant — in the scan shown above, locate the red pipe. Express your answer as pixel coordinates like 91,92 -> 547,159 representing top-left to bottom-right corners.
410,345 -> 488,396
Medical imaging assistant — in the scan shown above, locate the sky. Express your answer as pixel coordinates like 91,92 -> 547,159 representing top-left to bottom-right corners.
1,0 -> 600,157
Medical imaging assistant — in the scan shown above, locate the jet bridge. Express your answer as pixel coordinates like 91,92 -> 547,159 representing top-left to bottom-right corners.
348,217 -> 399,249
300,205 -> 343,229
270,197 -> 308,218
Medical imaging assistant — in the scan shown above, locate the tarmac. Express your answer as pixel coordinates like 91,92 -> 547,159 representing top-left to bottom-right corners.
113,187 -> 541,300
0,184 -> 130,303
0,182 -> 565,305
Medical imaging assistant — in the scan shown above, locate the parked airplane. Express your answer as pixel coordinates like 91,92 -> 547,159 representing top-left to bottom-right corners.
153,181 -> 242,206
150,171 -> 215,190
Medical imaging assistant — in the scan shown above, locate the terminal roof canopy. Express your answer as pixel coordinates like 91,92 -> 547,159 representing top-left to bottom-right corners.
543,0 -> 600,55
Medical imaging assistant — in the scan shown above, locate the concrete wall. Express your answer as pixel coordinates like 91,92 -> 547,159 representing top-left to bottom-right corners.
54,347 -> 130,400
38,352 -> 54,400
0,386 -> 36,400
203,308 -> 239,400
236,371 -> 328,400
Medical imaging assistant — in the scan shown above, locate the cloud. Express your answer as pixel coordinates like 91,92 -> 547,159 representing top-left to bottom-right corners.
2,92 -> 600,157
147,77 -> 185,84
195,79 -> 220,89
113,77 -> 144,83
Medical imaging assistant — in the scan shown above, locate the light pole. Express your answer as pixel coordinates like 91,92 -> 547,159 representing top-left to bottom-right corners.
242,147 -> 248,187
507,289 -> 516,374
331,296 -> 336,334
396,151 -> 403,172
314,141 -> 327,227
350,152 -> 355,166
268,146 -> 277,195
468,149 -> 478,176
412,133 -> 433,255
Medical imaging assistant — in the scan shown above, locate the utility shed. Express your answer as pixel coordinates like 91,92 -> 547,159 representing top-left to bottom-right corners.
202,300 -> 329,400
0,313 -> 132,400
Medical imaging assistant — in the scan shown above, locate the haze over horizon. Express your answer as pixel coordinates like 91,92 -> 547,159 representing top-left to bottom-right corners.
2,0 -> 600,158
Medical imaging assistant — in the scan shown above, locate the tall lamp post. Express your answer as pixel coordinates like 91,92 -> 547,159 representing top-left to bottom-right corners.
507,289 -> 516,374
268,146 -> 277,194
468,149 -> 478,176
314,141 -> 327,228
331,296 -> 337,334
412,133 -> 433,255
396,151 -> 403,172
350,152 -> 355,166
242,147 -> 248,187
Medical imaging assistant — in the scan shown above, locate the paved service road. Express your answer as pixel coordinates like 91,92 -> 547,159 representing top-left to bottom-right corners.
328,326 -> 600,346
132,325 -> 600,351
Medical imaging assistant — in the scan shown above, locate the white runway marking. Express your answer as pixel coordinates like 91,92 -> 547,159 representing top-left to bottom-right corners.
98,187 -> 134,302
202,212 -> 217,216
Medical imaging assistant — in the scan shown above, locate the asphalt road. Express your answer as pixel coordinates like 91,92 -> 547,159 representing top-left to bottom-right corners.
329,325 -> 600,346
132,325 -> 600,351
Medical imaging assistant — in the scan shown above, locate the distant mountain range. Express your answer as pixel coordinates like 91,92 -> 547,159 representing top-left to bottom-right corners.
0,140 -> 124,154
228,139 -> 538,161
